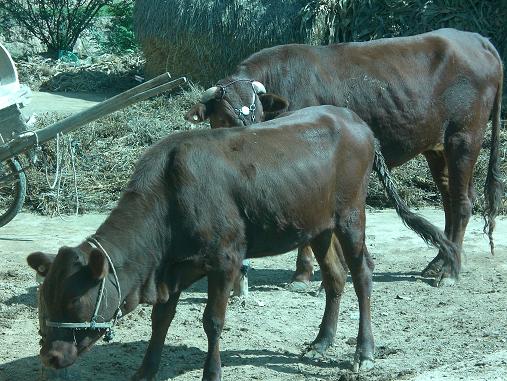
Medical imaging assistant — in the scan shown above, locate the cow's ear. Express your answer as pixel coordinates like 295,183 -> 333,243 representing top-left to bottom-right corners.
185,103 -> 210,124
259,93 -> 289,113
88,249 -> 109,280
27,252 -> 55,277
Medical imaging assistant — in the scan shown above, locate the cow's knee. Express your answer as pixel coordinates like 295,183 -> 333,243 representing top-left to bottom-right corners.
203,312 -> 224,339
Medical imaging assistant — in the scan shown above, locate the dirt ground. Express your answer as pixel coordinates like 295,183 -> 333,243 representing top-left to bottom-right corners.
23,92 -> 105,115
0,208 -> 506,381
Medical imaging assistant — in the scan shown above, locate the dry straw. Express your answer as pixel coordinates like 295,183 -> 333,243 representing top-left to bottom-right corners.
134,0 -> 307,83
134,0 -> 506,87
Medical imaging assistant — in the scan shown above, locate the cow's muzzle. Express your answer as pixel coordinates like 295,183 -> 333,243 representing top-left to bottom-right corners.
40,340 -> 78,369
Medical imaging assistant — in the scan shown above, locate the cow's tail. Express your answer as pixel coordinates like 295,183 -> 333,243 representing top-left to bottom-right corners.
372,141 -> 460,277
483,64 -> 504,255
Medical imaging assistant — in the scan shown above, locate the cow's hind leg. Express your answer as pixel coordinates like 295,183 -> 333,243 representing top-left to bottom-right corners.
303,234 -> 348,358
335,207 -> 374,372
288,245 -> 315,291
131,292 -> 181,381
421,149 -> 451,278
441,130 -> 483,279
202,263 -> 240,381
422,123 -> 484,283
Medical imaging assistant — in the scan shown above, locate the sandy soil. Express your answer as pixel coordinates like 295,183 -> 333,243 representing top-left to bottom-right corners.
0,208 -> 506,381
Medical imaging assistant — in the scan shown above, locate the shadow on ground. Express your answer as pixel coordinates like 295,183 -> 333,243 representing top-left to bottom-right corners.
0,341 -> 352,381
5,286 -> 37,307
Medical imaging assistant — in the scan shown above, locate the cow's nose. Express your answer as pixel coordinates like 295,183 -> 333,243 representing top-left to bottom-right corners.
45,350 -> 64,368
41,341 -> 78,369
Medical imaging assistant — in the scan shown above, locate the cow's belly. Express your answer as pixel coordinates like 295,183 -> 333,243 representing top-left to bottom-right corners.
347,98 -> 444,167
244,221 -> 332,258
373,120 -> 444,167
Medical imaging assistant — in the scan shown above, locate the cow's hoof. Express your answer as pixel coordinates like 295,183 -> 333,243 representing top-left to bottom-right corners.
421,256 -> 445,278
302,345 -> 325,359
433,272 -> 457,287
352,357 -> 375,372
229,295 -> 247,307
303,348 -> 325,359
353,348 -> 374,372
301,338 -> 333,359
287,280 -> 311,292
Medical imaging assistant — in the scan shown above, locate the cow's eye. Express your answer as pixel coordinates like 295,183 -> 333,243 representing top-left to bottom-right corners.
68,297 -> 81,310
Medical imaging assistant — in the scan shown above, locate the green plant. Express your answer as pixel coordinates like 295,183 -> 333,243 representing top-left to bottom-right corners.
0,0 -> 113,57
104,0 -> 137,54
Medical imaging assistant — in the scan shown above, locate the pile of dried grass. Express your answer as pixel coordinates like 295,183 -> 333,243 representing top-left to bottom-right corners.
133,0 -> 307,84
23,104 -> 506,217
22,85 -> 204,215
135,0 -> 506,92
16,53 -> 144,92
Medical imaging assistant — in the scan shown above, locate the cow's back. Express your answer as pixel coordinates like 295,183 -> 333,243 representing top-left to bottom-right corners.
239,28 -> 502,166
163,106 -> 374,257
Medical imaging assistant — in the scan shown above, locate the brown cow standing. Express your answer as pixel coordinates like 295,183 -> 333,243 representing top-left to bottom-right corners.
186,28 -> 504,288
27,106 -> 458,380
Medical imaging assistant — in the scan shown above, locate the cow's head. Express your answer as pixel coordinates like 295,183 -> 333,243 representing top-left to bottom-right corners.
27,247 -> 120,369
185,79 -> 289,128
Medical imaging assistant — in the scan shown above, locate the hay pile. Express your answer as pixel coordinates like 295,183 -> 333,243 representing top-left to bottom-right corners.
22,85 -> 204,215
133,0 -> 307,84
16,53 -> 143,92
134,0 -> 506,90
22,102 -> 506,216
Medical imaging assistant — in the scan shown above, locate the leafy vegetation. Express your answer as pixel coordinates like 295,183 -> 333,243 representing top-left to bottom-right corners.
0,0 -> 113,58
100,0 -> 137,54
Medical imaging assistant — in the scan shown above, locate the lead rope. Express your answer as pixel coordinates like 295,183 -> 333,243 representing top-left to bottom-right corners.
42,133 -> 80,218
44,132 -> 61,189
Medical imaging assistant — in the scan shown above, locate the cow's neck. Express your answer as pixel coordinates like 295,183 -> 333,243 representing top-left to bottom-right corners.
82,192 -> 169,315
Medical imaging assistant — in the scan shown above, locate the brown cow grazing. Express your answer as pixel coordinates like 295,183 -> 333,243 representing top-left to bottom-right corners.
27,106 -> 458,380
186,28 -> 504,288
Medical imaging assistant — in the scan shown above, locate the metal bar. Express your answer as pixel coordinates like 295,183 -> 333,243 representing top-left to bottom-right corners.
0,75 -> 187,162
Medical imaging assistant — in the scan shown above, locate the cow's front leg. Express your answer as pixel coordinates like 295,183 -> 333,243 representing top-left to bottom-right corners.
304,234 -> 347,358
202,270 -> 237,381
336,207 -> 374,372
131,292 -> 181,381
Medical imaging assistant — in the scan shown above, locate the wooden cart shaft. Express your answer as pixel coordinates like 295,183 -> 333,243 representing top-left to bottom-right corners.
0,74 -> 187,162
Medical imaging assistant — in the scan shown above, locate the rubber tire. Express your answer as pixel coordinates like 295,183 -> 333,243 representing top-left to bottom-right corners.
0,158 -> 26,227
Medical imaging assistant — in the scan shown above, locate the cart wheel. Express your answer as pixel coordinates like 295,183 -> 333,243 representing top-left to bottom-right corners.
0,158 -> 27,227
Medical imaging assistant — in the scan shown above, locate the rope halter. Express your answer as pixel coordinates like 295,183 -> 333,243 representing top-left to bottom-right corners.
45,236 -> 122,343
217,79 -> 259,123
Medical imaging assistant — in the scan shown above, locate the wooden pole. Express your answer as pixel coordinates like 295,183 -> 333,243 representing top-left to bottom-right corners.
0,75 -> 187,162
